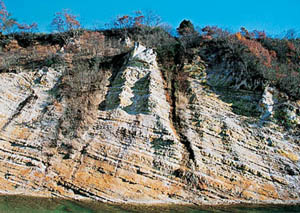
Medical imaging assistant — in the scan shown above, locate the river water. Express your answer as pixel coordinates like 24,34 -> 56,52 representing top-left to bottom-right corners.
0,195 -> 299,212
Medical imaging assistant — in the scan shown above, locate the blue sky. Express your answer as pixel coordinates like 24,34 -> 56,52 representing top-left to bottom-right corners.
4,0 -> 300,36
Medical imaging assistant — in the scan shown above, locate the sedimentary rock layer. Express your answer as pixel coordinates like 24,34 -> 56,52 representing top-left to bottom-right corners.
0,37 -> 299,205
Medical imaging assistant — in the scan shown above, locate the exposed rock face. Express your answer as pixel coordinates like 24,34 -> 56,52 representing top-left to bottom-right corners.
259,86 -> 300,127
0,39 -> 299,205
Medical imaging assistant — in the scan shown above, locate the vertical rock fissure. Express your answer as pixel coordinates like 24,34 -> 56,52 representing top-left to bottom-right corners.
168,68 -> 196,164
1,93 -> 37,131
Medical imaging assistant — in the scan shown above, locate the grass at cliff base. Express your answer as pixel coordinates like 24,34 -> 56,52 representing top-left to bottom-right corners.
0,195 -> 300,212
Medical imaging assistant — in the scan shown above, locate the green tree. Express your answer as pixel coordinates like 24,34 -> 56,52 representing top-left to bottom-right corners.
177,20 -> 196,36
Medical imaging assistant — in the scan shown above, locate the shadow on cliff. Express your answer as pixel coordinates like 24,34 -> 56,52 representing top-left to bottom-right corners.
211,87 -> 262,118
123,74 -> 151,115
99,60 -> 151,115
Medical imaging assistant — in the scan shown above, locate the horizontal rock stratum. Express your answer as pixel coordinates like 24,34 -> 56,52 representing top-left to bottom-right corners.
0,31 -> 299,205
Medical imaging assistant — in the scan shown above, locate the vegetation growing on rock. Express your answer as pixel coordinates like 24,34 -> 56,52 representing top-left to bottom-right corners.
0,1 -> 299,205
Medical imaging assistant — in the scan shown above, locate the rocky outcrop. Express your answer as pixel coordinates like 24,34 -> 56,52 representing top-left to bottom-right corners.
0,38 -> 299,205
259,86 -> 300,127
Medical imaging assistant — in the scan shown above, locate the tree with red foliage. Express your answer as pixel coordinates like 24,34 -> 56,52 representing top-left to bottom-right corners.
15,22 -> 38,32
133,11 -> 145,27
51,9 -> 80,32
113,11 -> 145,29
0,0 -> 11,32
0,0 -> 37,33
236,30 -> 272,67
114,15 -> 130,29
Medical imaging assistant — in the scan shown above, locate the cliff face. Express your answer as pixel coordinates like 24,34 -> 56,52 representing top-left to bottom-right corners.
0,32 -> 299,205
